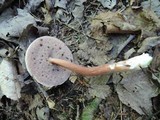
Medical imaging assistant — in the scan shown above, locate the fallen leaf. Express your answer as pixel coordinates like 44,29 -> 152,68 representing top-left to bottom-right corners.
72,0 -> 86,20
142,0 -> 160,17
72,5 -> 84,20
0,8 -> 14,22
54,0 -> 67,9
18,25 -> 38,71
25,0 -> 44,12
69,75 -> 78,83
115,70 -> 158,115
89,85 -> 111,99
47,98 -> 55,109
90,11 -> 140,40
90,8 -> 160,39
138,36 -> 160,53
29,94 -> 44,110
149,44 -> 160,86
75,0 -> 86,5
97,0 -> 117,9
151,73 -> 160,85
0,59 -> 21,100
88,74 -> 111,99
89,74 -> 111,85
36,107 -> 49,120
77,40 -> 112,65
123,8 -> 160,38
0,9 -> 38,40
150,44 -> 160,71
81,98 -> 101,120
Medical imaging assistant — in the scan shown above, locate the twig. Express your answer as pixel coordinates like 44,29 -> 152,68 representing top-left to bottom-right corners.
76,105 -> 80,120
117,35 -> 136,57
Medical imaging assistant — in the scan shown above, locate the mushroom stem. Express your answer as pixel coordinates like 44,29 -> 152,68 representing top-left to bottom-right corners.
48,53 -> 153,76
49,58 -> 128,76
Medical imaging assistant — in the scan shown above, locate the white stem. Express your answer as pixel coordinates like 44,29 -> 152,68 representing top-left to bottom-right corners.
109,53 -> 153,70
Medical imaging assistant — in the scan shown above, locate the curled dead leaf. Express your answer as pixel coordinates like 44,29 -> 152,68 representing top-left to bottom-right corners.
90,11 -> 140,40
90,8 -> 160,40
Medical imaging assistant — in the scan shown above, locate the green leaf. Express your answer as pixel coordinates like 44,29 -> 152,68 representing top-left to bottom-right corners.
81,98 -> 101,120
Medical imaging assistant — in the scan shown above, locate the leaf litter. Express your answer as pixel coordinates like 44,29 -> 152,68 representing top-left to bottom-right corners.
114,70 -> 158,115
25,0 -> 44,12
0,0 -> 160,119
90,8 -> 160,40
97,0 -> 117,9
0,59 -> 21,100
0,8 -> 39,40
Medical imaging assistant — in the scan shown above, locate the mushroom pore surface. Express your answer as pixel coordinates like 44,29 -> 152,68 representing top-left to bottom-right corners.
25,36 -> 73,87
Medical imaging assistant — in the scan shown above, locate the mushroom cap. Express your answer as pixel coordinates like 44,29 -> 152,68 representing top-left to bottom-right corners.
25,36 -> 73,87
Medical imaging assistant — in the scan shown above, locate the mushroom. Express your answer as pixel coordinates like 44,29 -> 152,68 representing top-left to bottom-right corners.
48,53 -> 153,76
25,36 -> 73,87
25,36 -> 153,87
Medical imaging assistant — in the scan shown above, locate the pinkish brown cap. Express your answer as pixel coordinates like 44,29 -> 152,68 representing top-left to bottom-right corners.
25,36 -> 73,87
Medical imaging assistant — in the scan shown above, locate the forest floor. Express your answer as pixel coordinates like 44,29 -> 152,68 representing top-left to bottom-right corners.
0,0 -> 160,120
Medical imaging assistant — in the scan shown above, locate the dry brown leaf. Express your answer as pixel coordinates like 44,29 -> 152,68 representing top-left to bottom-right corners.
115,70 -> 158,115
150,44 -> 160,71
148,44 -> 160,85
123,8 -> 160,38
138,36 -> 160,53
90,8 -> 160,40
89,85 -> 111,99
90,11 -> 140,40
29,94 -> 44,110
77,40 -> 112,65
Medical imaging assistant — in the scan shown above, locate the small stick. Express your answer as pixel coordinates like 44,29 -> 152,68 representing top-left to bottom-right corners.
48,53 -> 153,76
117,35 -> 136,57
